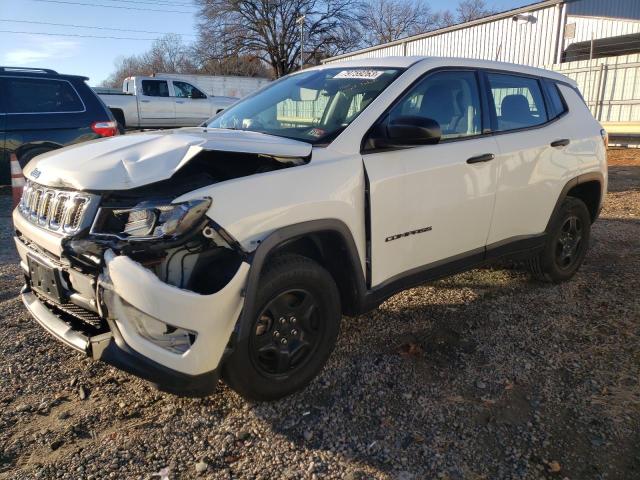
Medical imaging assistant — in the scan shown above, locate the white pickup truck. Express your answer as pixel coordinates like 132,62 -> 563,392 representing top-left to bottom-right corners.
98,76 -> 237,129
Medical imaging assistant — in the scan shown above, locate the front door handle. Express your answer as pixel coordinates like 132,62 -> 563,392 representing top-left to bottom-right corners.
467,153 -> 495,164
176,100 -> 185,104
140,99 -> 150,103
551,138 -> 570,147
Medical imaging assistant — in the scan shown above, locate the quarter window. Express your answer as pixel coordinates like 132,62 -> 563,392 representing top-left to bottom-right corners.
389,70 -> 482,140
141,80 -> 169,97
544,80 -> 568,120
5,78 -> 84,113
487,73 -> 548,131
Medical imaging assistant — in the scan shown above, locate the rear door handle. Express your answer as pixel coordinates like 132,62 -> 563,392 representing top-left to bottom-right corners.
551,139 -> 570,147
176,100 -> 185,104
467,153 -> 495,164
140,99 -> 150,103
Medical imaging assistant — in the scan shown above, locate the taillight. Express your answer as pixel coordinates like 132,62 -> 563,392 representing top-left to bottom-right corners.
600,128 -> 609,148
91,121 -> 119,137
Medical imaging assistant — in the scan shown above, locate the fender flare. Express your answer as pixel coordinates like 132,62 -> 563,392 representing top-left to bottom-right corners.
234,219 -> 367,343
545,171 -> 605,231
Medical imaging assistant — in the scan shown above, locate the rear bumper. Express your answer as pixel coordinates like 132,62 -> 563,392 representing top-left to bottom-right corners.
21,285 -> 220,396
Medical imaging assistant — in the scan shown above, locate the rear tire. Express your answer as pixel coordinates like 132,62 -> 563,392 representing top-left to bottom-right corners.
222,254 -> 341,401
529,196 -> 591,283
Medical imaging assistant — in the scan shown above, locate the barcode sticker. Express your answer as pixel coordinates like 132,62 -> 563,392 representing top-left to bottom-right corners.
333,70 -> 384,80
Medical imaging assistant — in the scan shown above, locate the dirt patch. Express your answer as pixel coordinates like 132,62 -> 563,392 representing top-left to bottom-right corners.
607,147 -> 640,166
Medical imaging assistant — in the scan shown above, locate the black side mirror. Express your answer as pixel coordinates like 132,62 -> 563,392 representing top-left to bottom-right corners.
386,116 -> 441,146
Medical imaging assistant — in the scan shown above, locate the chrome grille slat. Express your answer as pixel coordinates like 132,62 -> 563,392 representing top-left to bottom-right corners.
18,180 -> 99,236
29,188 -> 43,222
38,191 -> 54,226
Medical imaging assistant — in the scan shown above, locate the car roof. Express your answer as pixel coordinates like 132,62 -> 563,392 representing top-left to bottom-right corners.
312,56 -> 576,86
0,66 -> 88,82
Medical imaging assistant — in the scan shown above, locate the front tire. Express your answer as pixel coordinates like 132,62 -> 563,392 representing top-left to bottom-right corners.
222,254 -> 341,401
529,196 -> 591,283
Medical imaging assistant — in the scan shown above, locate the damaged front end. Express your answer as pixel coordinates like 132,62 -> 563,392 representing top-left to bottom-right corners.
86,194 -> 250,387
15,175 -> 273,395
15,130 -> 312,396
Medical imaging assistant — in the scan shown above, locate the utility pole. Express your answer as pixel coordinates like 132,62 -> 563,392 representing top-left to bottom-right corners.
296,15 -> 305,69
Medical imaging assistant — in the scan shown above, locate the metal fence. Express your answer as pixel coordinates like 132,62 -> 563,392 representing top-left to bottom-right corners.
551,53 -> 640,138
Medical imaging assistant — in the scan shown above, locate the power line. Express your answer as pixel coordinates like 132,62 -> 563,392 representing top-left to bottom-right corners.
97,0 -> 196,7
0,18 -> 196,37
0,29 -> 159,41
31,0 -> 195,14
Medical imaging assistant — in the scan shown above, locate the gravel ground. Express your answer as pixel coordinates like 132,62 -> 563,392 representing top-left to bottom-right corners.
1,150 -> 638,480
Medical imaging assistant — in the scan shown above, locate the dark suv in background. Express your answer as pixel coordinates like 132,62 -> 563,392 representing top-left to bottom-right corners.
0,67 -> 118,185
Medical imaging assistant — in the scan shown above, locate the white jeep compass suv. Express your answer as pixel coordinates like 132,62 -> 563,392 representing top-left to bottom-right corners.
14,57 -> 607,400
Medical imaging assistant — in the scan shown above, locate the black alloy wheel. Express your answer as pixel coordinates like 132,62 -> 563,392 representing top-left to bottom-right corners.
529,196 -> 592,283
250,289 -> 322,377
555,215 -> 584,270
222,254 -> 341,401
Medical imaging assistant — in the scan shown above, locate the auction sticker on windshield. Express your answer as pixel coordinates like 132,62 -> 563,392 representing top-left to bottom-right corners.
333,70 -> 384,80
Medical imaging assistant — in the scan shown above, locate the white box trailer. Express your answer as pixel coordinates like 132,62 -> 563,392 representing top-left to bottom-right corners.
157,74 -> 271,99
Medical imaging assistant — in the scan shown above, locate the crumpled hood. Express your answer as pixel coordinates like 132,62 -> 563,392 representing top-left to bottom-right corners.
24,128 -> 312,191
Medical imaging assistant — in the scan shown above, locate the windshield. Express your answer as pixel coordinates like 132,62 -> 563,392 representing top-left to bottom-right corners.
206,67 -> 403,144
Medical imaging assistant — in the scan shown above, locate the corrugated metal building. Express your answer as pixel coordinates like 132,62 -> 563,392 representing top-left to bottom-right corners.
326,1 -> 567,66
324,0 -> 640,139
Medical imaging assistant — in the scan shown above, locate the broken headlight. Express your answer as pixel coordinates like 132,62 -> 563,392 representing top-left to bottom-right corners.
91,198 -> 211,240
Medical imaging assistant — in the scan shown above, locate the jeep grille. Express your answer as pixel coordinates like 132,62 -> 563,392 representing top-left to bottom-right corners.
19,181 -> 100,235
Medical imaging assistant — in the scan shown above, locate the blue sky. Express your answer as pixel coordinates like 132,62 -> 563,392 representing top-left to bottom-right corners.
1,0 -> 532,86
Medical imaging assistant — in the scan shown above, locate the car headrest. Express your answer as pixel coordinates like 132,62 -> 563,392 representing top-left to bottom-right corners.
501,94 -> 532,122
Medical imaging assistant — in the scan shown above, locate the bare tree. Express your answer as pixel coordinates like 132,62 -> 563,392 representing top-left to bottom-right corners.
194,0 -> 361,78
433,9 -> 456,28
357,0 -> 439,45
142,34 -> 197,74
102,33 -> 272,87
101,34 -> 196,87
352,0 -> 497,46
456,0 -> 495,23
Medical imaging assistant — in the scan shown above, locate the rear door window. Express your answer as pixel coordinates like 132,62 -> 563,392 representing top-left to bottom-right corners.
487,73 -> 548,131
5,77 -> 84,113
141,80 -> 170,97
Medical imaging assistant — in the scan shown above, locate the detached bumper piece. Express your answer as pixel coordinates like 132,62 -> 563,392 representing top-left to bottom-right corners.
99,250 -> 249,380
21,285 -> 220,396
98,326 -> 220,397
22,286 -> 106,354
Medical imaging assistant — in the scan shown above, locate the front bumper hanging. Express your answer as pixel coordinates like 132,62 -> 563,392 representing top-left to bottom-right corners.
21,284 -> 223,396
19,247 -> 250,397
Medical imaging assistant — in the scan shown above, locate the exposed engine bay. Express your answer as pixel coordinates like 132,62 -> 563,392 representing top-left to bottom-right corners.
57,148 -> 308,294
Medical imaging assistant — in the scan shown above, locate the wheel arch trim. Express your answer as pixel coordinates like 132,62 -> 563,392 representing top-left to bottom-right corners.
236,219 -> 367,342
546,171 -> 605,231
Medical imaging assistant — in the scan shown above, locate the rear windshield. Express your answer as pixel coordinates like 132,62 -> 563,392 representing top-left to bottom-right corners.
4,77 -> 85,114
